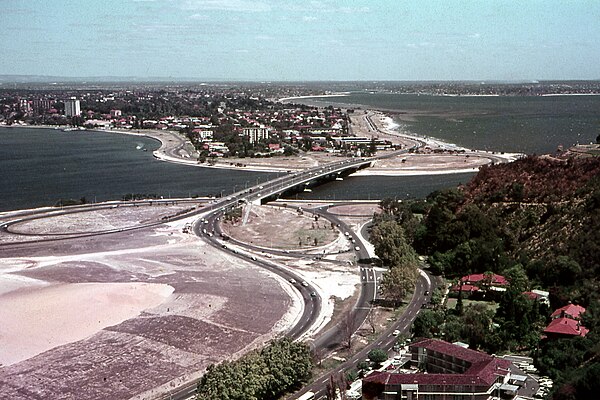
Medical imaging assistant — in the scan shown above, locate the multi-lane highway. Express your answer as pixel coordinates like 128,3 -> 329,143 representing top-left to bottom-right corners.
291,270 -> 435,400
190,199 -> 436,400
2,147 -> 434,400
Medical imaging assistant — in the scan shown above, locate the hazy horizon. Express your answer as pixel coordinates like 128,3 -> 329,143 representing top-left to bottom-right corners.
1,74 -> 598,85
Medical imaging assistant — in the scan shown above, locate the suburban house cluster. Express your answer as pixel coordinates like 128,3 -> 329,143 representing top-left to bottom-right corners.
449,272 -> 588,341
3,88 -> 397,158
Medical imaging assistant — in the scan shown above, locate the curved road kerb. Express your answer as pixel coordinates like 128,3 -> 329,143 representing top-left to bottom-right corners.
1,141 -> 430,400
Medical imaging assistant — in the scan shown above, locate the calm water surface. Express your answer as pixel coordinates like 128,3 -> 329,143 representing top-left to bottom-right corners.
6,93 -> 596,212
302,93 -> 600,154
0,128 -> 274,212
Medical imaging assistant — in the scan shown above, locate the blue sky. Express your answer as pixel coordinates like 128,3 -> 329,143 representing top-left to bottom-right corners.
1,0 -> 599,81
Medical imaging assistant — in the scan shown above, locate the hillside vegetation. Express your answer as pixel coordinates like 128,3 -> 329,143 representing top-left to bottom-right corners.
421,156 -> 600,305
375,155 -> 600,400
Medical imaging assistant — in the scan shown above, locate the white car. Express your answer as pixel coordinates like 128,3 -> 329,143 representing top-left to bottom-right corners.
392,330 -> 400,336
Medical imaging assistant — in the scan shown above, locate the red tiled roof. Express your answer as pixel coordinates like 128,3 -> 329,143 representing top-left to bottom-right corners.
467,358 -> 512,385
364,357 -> 511,388
551,304 -> 586,319
523,291 -> 539,300
450,284 -> 480,292
364,370 -> 490,387
408,339 -> 511,385
412,338 -> 490,365
461,273 -> 508,286
544,317 -> 589,337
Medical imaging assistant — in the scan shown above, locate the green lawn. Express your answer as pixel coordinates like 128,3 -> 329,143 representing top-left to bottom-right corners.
446,298 -> 499,313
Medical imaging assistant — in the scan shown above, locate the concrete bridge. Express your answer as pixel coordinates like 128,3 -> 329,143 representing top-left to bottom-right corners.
238,158 -> 374,206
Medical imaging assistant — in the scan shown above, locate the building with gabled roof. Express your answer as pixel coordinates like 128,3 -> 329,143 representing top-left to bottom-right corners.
543,303 -> 588,339
550,303 -> 586,320
461,273 -> 508,287
543,317 -> 589,339
362,339 -> 513,399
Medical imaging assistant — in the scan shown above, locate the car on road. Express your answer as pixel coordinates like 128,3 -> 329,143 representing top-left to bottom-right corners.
301,281 -> 309,287
251,256 -> 257,261
392,330 -> 400,336
289,278 -> 296,284
355,246 -> 360,251
310,292 -> 317,297
424,290 -> 430,295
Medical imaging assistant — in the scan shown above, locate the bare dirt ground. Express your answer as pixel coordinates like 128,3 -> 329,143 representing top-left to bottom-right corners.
363,152 -> 491,175
221,204 -> 338,249
0,205 -> 298,400
326,203 -> 382,217
220,203 -> 363,337
2,202 -> 198,236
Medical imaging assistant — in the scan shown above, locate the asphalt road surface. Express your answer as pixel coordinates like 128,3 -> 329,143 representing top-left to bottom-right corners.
290,270 -> 435,400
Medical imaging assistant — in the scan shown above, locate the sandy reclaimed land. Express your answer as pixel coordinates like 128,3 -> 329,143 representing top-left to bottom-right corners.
220,202 -> 365,337
0,205 -> 299,400
0,282 -> 173,365
326,203 -> 382,217
221,204 -> 339,249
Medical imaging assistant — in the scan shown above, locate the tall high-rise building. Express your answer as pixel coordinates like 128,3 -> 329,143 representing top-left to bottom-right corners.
19,98 -> 32,114
64,97 -> 81,117
33,98 -> 52,115
243,125 -> 271,143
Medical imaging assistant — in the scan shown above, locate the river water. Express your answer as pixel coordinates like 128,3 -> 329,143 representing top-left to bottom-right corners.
298,92 -> 600,154
2,94 -> 597,211
0,128 -> 275,212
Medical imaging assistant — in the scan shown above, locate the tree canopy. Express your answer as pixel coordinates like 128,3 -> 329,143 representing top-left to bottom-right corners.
196,338 -> 313,400
371,220 -> 419,269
